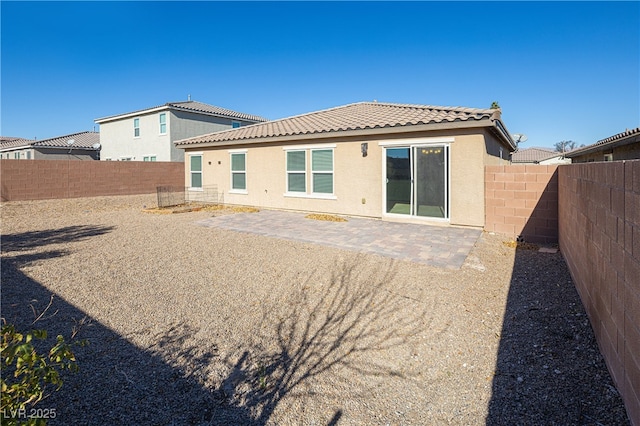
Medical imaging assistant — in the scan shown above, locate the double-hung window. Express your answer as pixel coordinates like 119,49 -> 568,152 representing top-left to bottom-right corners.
230,151 -> 247,192
286,150 -> 306,193
159,113 -> 167,135
311,149 -> 333,194
134,118 -> 140,137
190,154 -> 202,189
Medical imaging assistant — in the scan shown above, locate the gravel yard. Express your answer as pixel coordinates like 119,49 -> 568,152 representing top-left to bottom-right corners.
1,195 -> 629,425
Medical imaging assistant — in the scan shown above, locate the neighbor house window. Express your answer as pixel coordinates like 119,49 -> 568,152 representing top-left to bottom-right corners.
159,113 -> 167,134
134,118 -> 140,137
14,153 -> 19,159
604,153 -> 613,162
143,156 -> 157,162
286,150 -> 306,193
27,151 -> 31,159
230,152 -> 247,192
190,154 -> 202,189
232,121 -> 241,128
311,149 -> 333,194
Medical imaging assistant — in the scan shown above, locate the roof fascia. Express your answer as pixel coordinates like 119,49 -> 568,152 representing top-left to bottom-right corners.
566,134 -> 640,158
0,145 -> 32,152
95,106 -> 170,124
176,119 -> 501,149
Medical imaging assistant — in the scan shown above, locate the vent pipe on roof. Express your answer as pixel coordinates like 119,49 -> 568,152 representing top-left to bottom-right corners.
188,94 -> 191,101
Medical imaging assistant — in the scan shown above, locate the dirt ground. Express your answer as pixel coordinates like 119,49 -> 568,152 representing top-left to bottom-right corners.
0,195 -> 629,425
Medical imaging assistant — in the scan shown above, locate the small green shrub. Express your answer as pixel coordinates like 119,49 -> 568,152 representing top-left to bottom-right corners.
1,323 -> 80,425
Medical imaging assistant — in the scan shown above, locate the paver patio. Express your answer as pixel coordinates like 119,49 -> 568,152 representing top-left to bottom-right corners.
196,210 -> 482,269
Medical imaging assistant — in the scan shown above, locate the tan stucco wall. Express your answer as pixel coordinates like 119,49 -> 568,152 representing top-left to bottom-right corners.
183,128 -> 511,227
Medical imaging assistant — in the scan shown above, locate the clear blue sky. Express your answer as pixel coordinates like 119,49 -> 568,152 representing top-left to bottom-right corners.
2,1 -> 638,149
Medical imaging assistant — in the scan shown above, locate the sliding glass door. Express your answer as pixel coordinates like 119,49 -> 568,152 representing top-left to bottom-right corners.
385,145 -> 448,219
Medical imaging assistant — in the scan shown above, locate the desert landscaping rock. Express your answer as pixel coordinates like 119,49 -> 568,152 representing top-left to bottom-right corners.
1,195 -> 629,425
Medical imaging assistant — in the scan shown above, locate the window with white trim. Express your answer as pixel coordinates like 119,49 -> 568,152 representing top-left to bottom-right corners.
159,113 -> 167,134
143,156 -> 157,162
230,152 -> 246,191
311,149 -> 333,194
190,154 -> 202,188
134,118 -> 140,137
286,150 -> 306,193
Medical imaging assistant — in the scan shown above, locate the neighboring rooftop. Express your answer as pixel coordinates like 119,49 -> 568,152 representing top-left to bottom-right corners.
95,100 -> 268,124
566,127 -> 640,158
0,132 -> 100,151
175,101 -> 515,148
0,137 -> 36,150
511,147 -> 562,163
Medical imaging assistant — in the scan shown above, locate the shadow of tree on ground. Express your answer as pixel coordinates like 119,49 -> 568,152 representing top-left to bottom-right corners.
213,257 -> 430,425
1,225 -> 115,253
486,246 -> 629,425
2,224 -> 427,425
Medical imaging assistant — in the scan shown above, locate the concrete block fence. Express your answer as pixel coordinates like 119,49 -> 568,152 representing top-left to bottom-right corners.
1,159 -> 184,201
485,165 -> 559,244
559,160 -> 640,425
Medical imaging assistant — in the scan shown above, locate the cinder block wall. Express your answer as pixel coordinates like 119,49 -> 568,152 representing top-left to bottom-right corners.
485,165 -> 559,244
1,160 -> 184,201
559,160 -> 640,425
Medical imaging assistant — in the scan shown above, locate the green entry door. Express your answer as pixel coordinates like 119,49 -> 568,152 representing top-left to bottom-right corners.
385,146 -> 449,219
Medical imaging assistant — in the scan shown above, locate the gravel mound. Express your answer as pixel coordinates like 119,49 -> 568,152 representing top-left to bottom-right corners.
1,195 -> 629,425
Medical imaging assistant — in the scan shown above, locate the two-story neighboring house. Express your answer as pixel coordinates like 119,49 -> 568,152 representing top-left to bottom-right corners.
94,100 -> 267,162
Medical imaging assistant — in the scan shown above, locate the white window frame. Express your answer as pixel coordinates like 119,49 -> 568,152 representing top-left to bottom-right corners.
229,149 -> 248,194
285,149 -> 307,195
133,118 -> 140,138
189,153 -> 203,190
310,148 -> 334,196
143,156 -> 157,162
159,113 -> 167,135
283,144 -> 337,199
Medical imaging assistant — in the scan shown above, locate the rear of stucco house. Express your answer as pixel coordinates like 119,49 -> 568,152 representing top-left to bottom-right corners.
175,102 -> 516,228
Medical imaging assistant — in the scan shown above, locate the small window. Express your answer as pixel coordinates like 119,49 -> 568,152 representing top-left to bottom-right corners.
143,156 -> 157,162
190,155 -> 202,188
134,118 -> 140,137
286,150 -> 306,193
230,152 -> 246,191
120,157 -> 132,161
14,153 -> 20,159
27,151 -> 31,159
311,149 -> 333,194
232,121 -> 241,128
159,113 -> 167,134
604,153 -> 613,162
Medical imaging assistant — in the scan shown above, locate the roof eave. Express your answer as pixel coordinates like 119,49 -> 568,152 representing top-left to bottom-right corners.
176,118 -> 514,150
566,134 -> 640,158
94,106 -> 171,124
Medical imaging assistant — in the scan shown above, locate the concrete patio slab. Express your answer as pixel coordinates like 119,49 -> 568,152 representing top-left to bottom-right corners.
196,210 -> 482,269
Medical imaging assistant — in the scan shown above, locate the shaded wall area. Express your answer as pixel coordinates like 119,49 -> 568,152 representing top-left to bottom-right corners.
0,159 -> 184,201
485,165 -> 558,244
559,160 -> 640,425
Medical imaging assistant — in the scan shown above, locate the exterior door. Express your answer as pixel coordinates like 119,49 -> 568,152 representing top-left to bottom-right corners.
385,145 -> 449,219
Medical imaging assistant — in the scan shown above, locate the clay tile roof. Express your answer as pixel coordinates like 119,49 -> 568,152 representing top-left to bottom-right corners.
175,101 -> 506,147
566,127 -> 640,158
31,131 -> 101,149
166,101 -> 267,123
95,100 -> 267,123
511,147 -> 560,163
0,137 -> 36,150
1,132 -> 100,151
